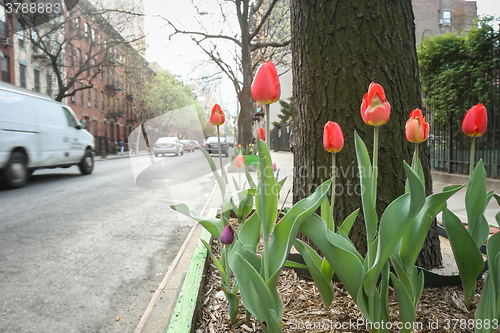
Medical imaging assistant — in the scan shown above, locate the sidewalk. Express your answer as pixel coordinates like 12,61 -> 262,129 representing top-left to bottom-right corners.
94,150 -> 150,162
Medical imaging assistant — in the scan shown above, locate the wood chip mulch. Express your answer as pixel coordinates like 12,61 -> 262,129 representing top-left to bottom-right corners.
195,237 -> 485,333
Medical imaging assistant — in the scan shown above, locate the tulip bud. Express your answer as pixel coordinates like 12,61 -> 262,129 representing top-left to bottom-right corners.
251,61 -> 281,104
210,104 -> 225,126
220,225 -> 235,245
323,121 -> 344,153
256,128 -> 266,141
234,155 -> 245,168
273,162 -> 277,171
360,82 -> 391,126
462,104 -> 487,137
405,109 -> 429,143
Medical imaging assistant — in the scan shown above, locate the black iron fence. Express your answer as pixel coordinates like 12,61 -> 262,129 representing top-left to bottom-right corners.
424,39 -> 500,177
270,122 -> 292,152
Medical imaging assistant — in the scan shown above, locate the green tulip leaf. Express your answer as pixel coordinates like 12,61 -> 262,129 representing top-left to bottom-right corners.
200,239 -> 228,285
466,159 -> 488,247
237,211 -> 261,253
256,137 -> 278,241
321,199 -> 333,231
294,239 -> 334,310
364,163 -> 423,297
300,214 -> 364,298
390,255 -> 414,299
442,209 -> 484,307
405,150 -> 425,193
228,252 -> 281,331
170,204 -> 223,238
486,233 -> 500,292
475,273 -> 497,333
199,146 -> 226,196
339,208 -> 360,235
276,177 -> 287,195
354,132 -> 377,243
230,241 -> 261,273
390,273 -> 416,333
399,184 -> 463,271
244,164 -> 257,189
284,260 -> 308,269
267,180 -> 331,284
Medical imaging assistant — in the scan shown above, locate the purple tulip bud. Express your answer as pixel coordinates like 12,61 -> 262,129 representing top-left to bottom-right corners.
273,162 -> 277,172
220,225 -> 235,245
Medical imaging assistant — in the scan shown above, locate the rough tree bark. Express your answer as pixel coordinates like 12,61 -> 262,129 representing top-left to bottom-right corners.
290,0 -> 441,268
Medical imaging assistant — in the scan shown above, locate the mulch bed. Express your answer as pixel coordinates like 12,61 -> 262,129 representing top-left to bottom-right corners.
195,236 -> 485,333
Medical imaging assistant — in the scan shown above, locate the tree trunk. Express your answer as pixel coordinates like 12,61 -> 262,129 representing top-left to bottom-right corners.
290,0 -> 441,268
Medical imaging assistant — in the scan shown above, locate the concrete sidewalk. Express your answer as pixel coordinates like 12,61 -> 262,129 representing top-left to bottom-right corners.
94,150 -> 150,162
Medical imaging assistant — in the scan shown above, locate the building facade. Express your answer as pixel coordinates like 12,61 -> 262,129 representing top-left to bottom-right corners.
412,0 -> 477,44
0,0 -> 153,155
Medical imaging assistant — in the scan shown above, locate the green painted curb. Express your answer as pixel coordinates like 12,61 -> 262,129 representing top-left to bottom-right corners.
166,228 -> 212,333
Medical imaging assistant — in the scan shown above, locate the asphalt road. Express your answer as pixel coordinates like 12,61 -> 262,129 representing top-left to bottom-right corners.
0,149 -> 231,333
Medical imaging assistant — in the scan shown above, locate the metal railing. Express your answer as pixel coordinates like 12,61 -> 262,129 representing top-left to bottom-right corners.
424,38 -> 500,177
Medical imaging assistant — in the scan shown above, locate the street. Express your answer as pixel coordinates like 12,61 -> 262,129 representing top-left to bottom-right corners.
0,150 -> 231,333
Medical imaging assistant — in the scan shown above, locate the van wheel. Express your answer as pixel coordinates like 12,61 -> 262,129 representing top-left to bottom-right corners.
0,151 -> 29,189
79,149 -> 94,175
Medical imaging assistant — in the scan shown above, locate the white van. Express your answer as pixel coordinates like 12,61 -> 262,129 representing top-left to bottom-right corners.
0,82 -> 95,189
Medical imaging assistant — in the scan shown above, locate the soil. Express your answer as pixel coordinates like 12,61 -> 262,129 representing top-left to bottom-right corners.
195,235 -> 487,333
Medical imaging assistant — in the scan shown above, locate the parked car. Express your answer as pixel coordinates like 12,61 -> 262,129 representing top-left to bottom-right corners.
204,136 -> 229,156
191,140 -> 201,149
0,81 -> 95,189
180,140 -> 194,152
153,137 -> 184,157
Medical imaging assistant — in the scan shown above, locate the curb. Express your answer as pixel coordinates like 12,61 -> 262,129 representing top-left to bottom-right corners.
431,170 -> 500,193
134,183 -> 217,333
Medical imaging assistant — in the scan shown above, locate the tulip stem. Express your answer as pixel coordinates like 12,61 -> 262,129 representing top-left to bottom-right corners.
372,127 -> 379,206
329,153 -> 336,231
470,137 -> 476,176
414,143 -> 419,175
266,104 -> 270,148
217,126 -> 226,183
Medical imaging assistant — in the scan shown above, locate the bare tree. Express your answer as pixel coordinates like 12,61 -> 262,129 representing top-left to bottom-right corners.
18,0 -> 146,102
162,0 -> 291,146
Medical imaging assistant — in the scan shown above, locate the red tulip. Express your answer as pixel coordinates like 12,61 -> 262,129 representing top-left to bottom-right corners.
462,104 -> 487,137
405,109 -> 429,143
220,225 -> 234,245
210,104 -> 225,126
256,128 -> 265,141
251,61 -> 281,104
323,121 -> 344,153
360,82 -> 391,126
234,155 -> 245,168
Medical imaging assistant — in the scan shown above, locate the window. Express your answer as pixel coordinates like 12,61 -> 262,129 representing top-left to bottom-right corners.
68,43 -> 73,66
31,31 -> 38,54
62,108 -> 78,127
94,88 -> 98,108
92,59 -> 96,76
46,73 -> 52,97
19,64 -> 26,88
91,28 -> 95,43
98,35 -> 101,49
85,53 -> 89,75
77,48 -> 82,69
34,69 -> 40,92
17,22 -> 24,49
100,91 -> 104,110
84,22 -> 89,38
0,5 -> 6,37
99,65 -> 102,81
87,86 -> 91,107
79,82 -> 83,105
69,85 -> 75,103
75,17 -> 80,33
443,10 -> 451,26
1,56 -> 10,83
67,17 -> 73,32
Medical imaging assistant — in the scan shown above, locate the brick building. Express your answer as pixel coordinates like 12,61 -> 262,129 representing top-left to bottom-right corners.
412,0 -> 477,44
0,0 -> 153,155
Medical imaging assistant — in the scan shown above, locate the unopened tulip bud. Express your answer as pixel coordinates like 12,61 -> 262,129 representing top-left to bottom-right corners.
360,82 -> 391,127
220,225 -> 235,245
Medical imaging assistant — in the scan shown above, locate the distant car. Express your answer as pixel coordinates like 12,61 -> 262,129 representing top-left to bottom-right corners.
191,140 -> 201,149
153,137 -> 184,157
204,136 -> 229,156
180,140 -> 194,152
226,136 -> 235,147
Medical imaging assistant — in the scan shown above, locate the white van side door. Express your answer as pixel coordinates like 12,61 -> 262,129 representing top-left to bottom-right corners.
61,107 -> 85,163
